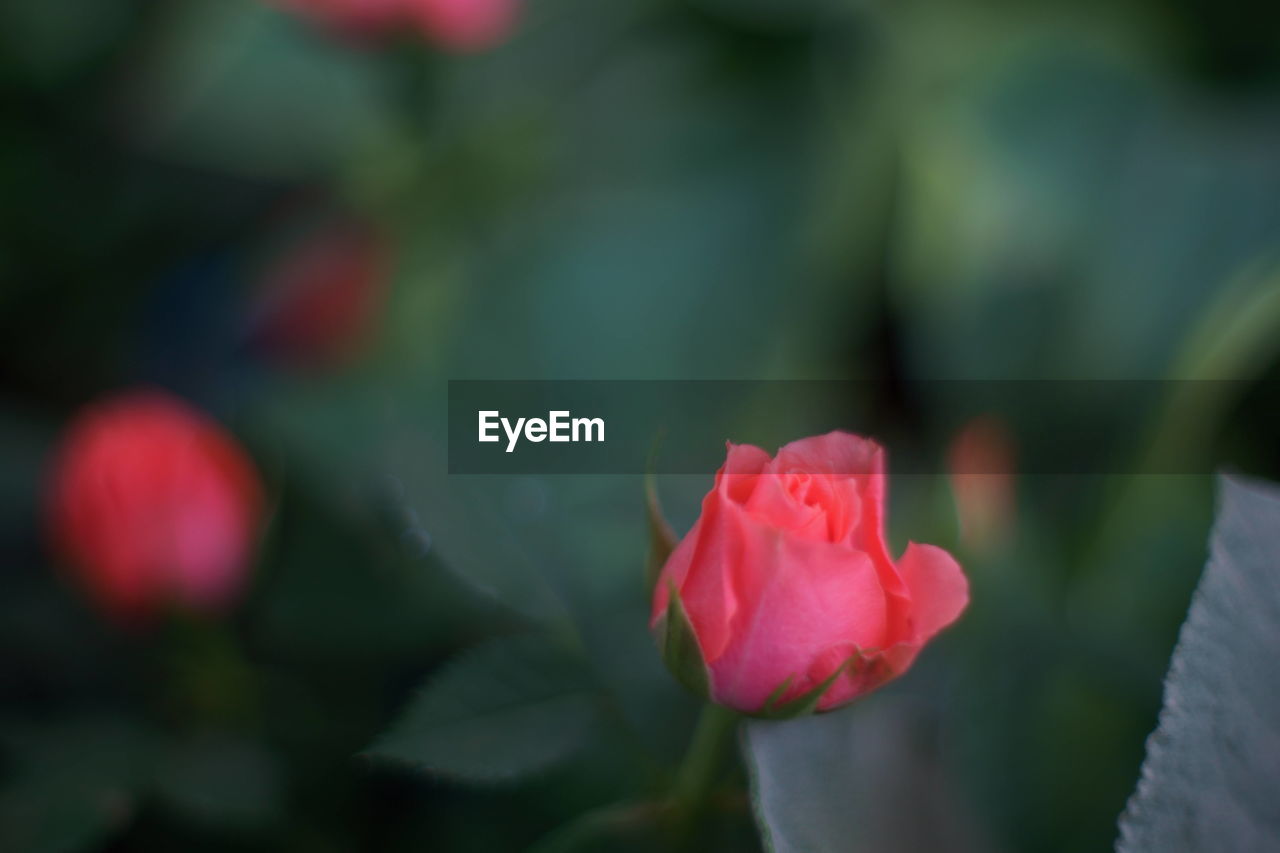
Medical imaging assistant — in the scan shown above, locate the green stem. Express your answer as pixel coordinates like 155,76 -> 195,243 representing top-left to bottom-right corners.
159,611 -> 260,728
672,703 -> 739,817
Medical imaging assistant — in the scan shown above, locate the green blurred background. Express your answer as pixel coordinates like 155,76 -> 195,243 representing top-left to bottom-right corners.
3,0 -> 1280,850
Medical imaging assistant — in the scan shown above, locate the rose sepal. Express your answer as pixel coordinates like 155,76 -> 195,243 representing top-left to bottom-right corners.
653,582 -> 712,700
750,658 -> 853,720
644,469 -> 677,595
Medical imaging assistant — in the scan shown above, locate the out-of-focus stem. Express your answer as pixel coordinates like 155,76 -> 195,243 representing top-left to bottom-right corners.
671,703 -> 739,835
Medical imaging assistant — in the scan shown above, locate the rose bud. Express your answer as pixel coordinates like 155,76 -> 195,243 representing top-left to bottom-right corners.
45,390 -> 265,623
947,415 -> 1017,553
267,0 -> 518,50
651,431 -> 969,717
247,218 -> 391,371
407,0 -> 519,52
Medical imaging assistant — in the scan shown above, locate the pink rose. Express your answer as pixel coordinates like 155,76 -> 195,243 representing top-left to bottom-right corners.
651,431 -> 969,715
45,391 -> 265,623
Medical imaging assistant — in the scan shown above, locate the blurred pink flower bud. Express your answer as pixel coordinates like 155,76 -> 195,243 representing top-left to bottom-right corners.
407,0 -> 519,52
947,415 -> 1017,553
248,219 -> 391,370
269,0 -> 519,50
46,391 -> 265,623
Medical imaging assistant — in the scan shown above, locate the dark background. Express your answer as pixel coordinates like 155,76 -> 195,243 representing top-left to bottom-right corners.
3,0 -> 1280,850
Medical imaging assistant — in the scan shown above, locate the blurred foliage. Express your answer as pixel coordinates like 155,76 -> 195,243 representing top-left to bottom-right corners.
3,0 -> 1280,850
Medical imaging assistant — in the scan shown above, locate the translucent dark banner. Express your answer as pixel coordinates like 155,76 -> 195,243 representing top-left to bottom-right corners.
447,380 -> 1279,475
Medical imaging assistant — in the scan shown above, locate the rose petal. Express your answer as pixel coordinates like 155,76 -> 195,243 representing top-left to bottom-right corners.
771,430 -> 885,478
716,441 -> 771,504
896,542 -> 970,642
652,442 -> 772,654
653,497 -> 741,662
708,509 -> 888,712
743,473 -> 824,536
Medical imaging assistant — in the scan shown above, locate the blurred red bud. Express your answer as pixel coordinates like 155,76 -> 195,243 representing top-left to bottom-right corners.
407,0 -> 519,52
45,391 -> 265,623
947,415 -> 1017,553
248,219 -> 391,370
270,0 -> 519,50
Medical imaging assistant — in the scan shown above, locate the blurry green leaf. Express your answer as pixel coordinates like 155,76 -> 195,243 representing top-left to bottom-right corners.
367,633 -> 601,783
153,732 -> 282,829
692,0 -> 845,30
744,697 -> 986,853
893,45 -> 1280,380
1142,265 -> 1280,470
248,378 -> 578,631
392,455 -> 575,628
1116,474 -> 1280,851
451,27 -> 810,381
0,717 -> 156,853
526,800 -> 665,853
0,0 -> 129,86
251,475 -> 483,662
573,595 -> 695,766
1169,264 -> 1280,383
124,0 -> 394,179
0,400 -> 54,544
